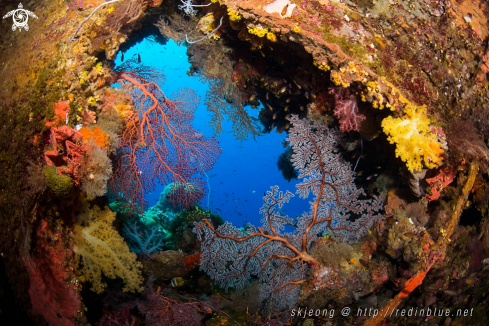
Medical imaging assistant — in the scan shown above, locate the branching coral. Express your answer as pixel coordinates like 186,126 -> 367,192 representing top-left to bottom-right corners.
382,105 -> 445,172
72,205 -> 143,293
155,14 -> 199,46
194,115 -> 383,311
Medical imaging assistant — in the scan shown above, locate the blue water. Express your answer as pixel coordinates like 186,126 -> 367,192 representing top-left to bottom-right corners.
114,38 -> 309,227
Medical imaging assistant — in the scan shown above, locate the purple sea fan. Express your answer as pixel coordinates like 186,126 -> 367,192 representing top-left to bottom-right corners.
194,115 -> 383,311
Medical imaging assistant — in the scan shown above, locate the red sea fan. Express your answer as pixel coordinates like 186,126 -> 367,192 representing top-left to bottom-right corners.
108,70 -> 221,211
137,276 -> 213,326
96,306 -> 137,326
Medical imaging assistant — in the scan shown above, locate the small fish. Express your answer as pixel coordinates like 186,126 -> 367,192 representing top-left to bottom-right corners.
286,98 -> 290,103
259,50 -> 265,57
387,218 -> 397,225
300,106 -> 305,111
266,92 -> 269,100
171,277 -> 184,287
482,257 -> 489,265
305,92 -> 309,99
137,53 -> 141,63
249,94 -> 256,101
281,3 -> 289,16
121,52 -> 124,62
444,290 -> 458,296
359,259 -> 369,267
378,236 -> 385,242
366,174 -> 375,180
465,274 -> 478,286
251,189 -> 256,193
279,86 -> 287,93
266,103 -> 273,111
404,232 -> 417,238
272,113 -> 277,120
293,80 -> 301,89
457,164 -> 468,171
284,106 -> 288,112
385,249 -> 397,256
356,171 -> 363,177
282,140 -> 288,148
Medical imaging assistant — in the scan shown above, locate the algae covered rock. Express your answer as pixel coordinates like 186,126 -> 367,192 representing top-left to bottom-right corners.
43,165 -> 74,196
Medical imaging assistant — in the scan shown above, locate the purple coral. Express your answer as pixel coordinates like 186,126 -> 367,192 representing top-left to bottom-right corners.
194,115 -> 383,311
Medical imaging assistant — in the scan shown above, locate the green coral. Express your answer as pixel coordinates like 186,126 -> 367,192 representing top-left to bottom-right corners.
166,205 -> 224,251
43,165 -> 74,196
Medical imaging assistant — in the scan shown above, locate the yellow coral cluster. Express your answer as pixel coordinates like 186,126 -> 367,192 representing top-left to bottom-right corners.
331,61 -> 369,88
227,8 -> 242,21
72,205 -> 143,293
248,26 -> 268,38
266,32 -> 277,42
381,105 -> 445,172
314,60 -> 331,71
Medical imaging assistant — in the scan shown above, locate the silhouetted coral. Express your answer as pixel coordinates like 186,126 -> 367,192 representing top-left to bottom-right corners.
277,147 -> 298,182
447,118 -> 489,173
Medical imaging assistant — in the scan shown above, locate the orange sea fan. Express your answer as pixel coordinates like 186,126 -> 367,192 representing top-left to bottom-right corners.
79,126 -> 109,149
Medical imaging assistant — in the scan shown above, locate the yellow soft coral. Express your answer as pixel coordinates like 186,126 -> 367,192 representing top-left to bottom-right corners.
72,205 -> 143,293
381,105 -> 444,172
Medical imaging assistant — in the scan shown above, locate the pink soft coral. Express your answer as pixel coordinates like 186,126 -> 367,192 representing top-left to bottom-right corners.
329,87 -> 366,132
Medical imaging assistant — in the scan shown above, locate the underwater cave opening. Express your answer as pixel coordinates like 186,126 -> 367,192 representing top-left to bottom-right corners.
459,196 -> 483,227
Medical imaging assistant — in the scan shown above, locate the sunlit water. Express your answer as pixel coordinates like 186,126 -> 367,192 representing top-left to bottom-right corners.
114,38 -> 309,228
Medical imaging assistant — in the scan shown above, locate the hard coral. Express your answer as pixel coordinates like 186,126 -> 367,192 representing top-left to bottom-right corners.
425,166 -> 455,201
382,105 -> 445,172
45,101 -> 70,128
44,125 -> 85,185
43,165 -> 74,197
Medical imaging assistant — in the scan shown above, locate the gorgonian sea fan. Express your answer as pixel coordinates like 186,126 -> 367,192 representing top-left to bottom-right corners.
194,115 -> 383,311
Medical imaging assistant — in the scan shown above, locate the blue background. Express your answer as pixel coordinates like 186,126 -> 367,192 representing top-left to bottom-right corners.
114,39 -> 310,228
